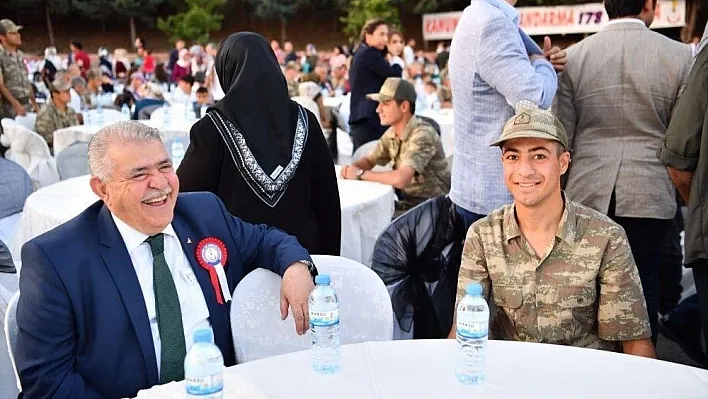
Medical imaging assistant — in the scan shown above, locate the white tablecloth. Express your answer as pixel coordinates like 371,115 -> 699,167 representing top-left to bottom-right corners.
136,340 -> 708,398
11,173 -> 394,266
53,120 -> 196,155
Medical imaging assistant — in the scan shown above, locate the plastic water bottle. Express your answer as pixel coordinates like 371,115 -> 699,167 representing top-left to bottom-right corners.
184,99 -> 192,121
171,138 -> 185,169
455,282 -> 489,385
309,274 -> 341,374
162,102 -> 170,129
96,103 -> 104,126
184,328 -> 224,398
121,103 -> 131,121
83,107 -> 92,127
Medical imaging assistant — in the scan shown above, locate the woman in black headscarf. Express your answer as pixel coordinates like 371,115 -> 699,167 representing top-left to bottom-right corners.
177,32 -> 341,256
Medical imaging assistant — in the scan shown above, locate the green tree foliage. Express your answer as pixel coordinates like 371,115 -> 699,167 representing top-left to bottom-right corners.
341,0 -> 401,42
0,0 -> 72,47
245,0 -> 313,43
114,0 -> 168,43
157,0 -> 226,44
71,0 -> 115,34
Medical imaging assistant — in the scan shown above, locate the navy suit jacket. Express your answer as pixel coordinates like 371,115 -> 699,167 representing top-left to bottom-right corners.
16,192 -> 311,399
348,44 -> 402,133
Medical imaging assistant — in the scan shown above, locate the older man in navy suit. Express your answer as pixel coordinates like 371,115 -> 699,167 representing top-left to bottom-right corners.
16,121 -> 317,398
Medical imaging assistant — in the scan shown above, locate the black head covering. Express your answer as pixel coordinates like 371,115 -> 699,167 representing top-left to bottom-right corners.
209,32 -> 309,208
213,32 -> 294,174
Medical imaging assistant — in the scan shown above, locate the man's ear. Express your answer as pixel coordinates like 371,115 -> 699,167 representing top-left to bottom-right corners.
90,176 -> 109,204
560,151 -> 571,175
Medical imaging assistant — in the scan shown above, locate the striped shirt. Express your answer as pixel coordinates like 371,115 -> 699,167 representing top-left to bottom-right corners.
448,0 -> 557,215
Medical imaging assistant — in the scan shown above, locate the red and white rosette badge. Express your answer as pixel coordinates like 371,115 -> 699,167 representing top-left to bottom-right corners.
196,238 -> 231,305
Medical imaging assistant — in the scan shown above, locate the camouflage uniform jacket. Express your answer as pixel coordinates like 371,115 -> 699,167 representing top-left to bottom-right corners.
0,49 -> 32,117
368,116 -> 451,206
34,101 -> 78,148
456,196 -> 651,351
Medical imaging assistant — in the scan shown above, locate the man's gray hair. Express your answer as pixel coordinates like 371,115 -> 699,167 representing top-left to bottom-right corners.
88,121 -> 163,181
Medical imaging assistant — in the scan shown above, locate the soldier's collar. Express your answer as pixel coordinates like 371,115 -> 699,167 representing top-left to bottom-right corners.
555,192 -> 578,246
504,192 -> 577,245
394,115 -> 418,141
503,206 -> 522,242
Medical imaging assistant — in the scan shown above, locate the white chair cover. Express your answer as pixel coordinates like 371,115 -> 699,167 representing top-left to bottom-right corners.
56,142 -> 89,180
0,214 -> 21,248
2,291 -> 20,392
13,113 -> 36,131
230,255 -> 393,363
352,140 -> 378,162
52,126 -> 94,156
149,106 -> 168,122
336,128 -> 353,165
0,120 -> 59,190
291,96 -> 323,130
0,282 -> 18,398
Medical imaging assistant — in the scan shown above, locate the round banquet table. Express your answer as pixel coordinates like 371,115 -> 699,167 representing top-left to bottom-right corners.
134,340 -> 708,398
53,119 -> 196,156
11,173 -> 393,267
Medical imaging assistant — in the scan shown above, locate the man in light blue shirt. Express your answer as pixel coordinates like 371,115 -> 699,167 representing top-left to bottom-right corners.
448,0 -> 564,230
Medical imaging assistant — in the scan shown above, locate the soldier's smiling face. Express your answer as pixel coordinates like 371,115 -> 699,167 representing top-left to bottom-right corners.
501,137 -> 569,209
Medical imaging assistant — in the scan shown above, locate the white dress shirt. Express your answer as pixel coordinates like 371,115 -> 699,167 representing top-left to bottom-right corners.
112,214 -> 210,373
606,18 -> 646,27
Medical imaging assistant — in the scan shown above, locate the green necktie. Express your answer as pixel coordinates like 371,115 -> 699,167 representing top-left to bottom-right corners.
145,233 -> 186,384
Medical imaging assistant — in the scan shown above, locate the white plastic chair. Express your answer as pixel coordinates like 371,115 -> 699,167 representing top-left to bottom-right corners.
0,120 -> 59,190
230,255 -> 393,363
3,292 -> 20,392
13,113 -> 36,131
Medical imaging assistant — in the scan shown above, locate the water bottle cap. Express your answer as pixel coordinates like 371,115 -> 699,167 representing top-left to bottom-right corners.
193,328 -> 213,343
465,282 -> 483,296
315,274 -> 330,285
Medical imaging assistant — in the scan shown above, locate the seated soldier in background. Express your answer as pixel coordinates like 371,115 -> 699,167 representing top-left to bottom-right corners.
34,76 -> 78,149
340,78 -> 450,217
448,103 -> 655,358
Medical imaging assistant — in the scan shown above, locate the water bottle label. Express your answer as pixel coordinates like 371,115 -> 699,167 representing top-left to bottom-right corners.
309,309 -> 339,327
185,373 -> 223,395
457,320 -> 488,339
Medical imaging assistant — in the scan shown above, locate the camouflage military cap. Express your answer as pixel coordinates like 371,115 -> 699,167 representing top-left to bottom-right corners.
491,101 -> 568,149
50,77 -> 72,92
0,19 -> 22,34
366,77 -> 417,104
